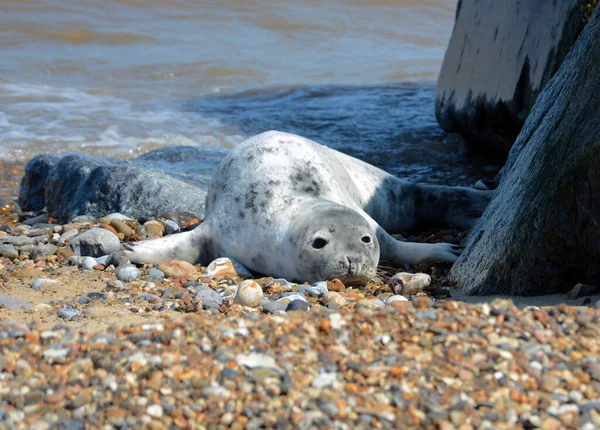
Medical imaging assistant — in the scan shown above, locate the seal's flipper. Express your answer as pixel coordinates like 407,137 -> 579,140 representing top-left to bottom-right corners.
377,229 -> 461,266
414,185 -> 493,229
123,223 -> 215,266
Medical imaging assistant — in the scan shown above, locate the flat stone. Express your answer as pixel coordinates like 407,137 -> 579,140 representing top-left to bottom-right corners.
31,278 -> 58,291
158,260 -> 197,279
0,295 -> 31,309
72,228 -> 121,257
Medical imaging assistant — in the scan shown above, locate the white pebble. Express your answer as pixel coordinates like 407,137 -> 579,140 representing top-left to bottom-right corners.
80,256 -> 97,270
385,295 -> 408,305
146,404 -> 163,418
234,280 -> 263,307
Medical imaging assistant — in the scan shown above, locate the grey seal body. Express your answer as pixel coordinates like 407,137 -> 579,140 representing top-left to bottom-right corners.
125,131 -> 490,283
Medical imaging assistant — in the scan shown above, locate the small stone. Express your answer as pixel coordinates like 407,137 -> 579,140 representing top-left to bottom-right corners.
262,300 -> 287,314
163,220 -> 180,235
195,286 -> 223,307
286,299 -> 311,311
57,308 -> 79,321
57,229 -> 79,246
134,225 -> 147,240
30,244 -> 58,260
299,281 -> 328,296
265,278 -> 294,291
147,268 -> 165,280
412,296 -> 432,308
31,278 -> 58,291
77,292 -> 108,304
312,373 -> 337,388
237,353 -> 280,373
143,220 -> 164,238
80,256 -> 97,271
146,404 -> 163,418
323,292 -> 347,309
72,228 -> 121,257
277,293 -> 307,305
234,280 -> 264,308
327,278 -> 346,292
109,220 -> 133,239
204,257 -> 252,278
103,213 -> 133,221
0,244 -> 18,259
158,260 -> 197,279
0,294 -> 31,309
388,272 -> 431,295
540,374 -> 560,392
117,266 -> 141,282
356,299 -> 385,310
385,295 -> 409,305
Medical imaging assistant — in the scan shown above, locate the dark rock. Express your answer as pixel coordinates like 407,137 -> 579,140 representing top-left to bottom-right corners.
436,0 -> 587,152
19,150 -> 211,221
450,8 -> 600,295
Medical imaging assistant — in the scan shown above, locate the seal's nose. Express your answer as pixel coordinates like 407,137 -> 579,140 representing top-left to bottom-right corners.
346,256 -> 362,276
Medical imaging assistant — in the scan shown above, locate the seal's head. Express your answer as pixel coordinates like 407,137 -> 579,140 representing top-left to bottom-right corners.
289,203 -> 379,285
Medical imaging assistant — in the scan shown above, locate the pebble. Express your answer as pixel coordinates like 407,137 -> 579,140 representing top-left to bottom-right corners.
204,257 -> 253,278
265,278 -> 294,291
109,220 -> 133,239
80,256 -> 97,271
77,292 -> 108,304
234,280 -> 264,307
388,272 -> 431,295
73,228 -> 121,257
286,299 -> 311,311
147,268 -> 165,280
277,293 -> 307,305
194,286 -> 224,308
157,260 -> 197,279
117,266 -> 141,282
262,300 -> 287,314
31,278 -> 58,291
384,294 -> 409,305
57,308 -> 79,321
0,294 -> 31,309
30,244 -> 58,260
323,292 -> 347,309
312,373 -> 337,388
143,220 -> 164,237
299,281 -> 328,296
163,219 -> 180,235
0,244 -> 18,259
356,298 -> 385,310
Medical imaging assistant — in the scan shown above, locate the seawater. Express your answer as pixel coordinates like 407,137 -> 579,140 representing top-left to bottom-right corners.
0,0 -> 499,195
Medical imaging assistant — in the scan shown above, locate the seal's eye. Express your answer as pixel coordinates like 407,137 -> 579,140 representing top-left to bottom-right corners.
312,238 -> 328,249
361,235 -> 372,244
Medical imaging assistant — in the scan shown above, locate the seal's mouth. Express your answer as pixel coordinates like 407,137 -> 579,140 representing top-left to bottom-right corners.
336,274 -> 370,287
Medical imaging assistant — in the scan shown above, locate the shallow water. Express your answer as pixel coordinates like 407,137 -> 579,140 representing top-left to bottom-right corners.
0,0 -> 500,194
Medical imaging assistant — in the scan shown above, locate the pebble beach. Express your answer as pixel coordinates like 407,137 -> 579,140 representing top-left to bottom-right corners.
1,203 -> 599,429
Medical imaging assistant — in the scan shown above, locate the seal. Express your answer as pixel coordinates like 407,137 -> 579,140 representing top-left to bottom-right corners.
125,131 -> 491,283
